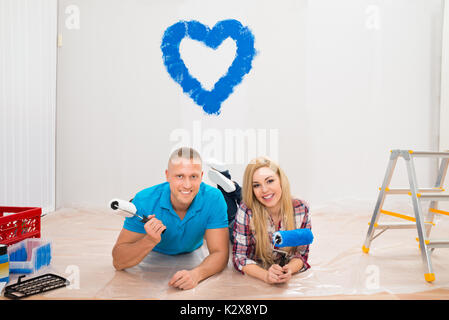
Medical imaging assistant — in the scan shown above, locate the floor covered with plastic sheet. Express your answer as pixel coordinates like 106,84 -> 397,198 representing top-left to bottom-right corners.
3,200 -> 449,300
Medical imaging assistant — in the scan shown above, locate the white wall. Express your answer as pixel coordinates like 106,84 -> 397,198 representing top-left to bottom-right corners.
56,0 -> 444,209
0,0 -> 57,213
441,0 -> 449,152
304,0 -> 443,205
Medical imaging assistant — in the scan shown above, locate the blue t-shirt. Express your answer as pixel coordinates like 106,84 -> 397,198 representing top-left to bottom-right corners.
123,182 -> 228,255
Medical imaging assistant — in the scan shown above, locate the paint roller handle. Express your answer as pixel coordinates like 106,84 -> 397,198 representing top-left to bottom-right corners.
131,212 -> 166,234
109,199 -> 165,233
142,215 -> 167,234
279,253 -> 287,267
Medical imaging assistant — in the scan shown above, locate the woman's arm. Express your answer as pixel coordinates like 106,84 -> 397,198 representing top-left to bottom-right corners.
232,207 -> 259,273
285,257 -> 304,274
241,264 -> 268,282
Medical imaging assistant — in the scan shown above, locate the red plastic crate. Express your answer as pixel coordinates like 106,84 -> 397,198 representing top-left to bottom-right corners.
0,206 -> 41,245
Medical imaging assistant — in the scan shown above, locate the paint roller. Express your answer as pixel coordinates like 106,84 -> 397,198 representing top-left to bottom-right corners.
272,228 -> 314,248
109,199 -> 166,233
272,229 -> 313,267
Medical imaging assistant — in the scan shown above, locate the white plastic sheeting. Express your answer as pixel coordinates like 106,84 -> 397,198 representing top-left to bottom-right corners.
7,202 -> 447,300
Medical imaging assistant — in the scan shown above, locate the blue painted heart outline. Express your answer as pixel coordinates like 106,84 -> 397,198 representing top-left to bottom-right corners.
161,19 -> 256,115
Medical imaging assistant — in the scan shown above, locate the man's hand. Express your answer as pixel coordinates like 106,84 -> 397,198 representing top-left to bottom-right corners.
143,215 -> 166,245
167,228 -> 228,290
168,269 -> 200,290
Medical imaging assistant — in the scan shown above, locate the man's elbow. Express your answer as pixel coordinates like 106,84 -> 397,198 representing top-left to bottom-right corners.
218,250 -> 230,271
112,259 -> 125,271
112,246 -> 126,271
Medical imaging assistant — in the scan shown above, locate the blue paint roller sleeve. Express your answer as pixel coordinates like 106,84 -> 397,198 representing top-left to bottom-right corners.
272,229 -> 314,247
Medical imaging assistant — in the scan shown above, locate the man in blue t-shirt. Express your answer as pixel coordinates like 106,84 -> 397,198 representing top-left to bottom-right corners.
112,147 -> 229,290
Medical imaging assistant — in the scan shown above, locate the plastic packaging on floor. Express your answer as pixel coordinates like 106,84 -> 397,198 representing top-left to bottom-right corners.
8,238 -> 52,274
29,202 -> 449,299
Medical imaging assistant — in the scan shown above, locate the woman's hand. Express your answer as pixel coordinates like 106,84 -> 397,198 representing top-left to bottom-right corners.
265,264 -> 293,284
278,265 -> 292,282
264,264 -> 285,284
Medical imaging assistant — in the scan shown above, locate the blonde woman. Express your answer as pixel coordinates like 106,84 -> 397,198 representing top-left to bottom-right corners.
231,157 -> 311,284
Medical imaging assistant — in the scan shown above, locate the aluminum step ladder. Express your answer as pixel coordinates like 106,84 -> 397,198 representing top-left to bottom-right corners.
362,149 -> 449,282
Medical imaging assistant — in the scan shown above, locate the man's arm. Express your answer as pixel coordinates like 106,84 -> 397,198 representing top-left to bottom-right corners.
168,227 -> 229,290
112,215 -> 166,270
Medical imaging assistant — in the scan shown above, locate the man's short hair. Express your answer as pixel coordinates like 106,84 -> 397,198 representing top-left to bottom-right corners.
168,147 -> 202,167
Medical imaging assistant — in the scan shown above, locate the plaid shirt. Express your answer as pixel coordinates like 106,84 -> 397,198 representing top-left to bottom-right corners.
232,198 -> 311,274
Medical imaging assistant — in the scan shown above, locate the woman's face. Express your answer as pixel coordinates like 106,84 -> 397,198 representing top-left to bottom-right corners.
252,166 -> 282,211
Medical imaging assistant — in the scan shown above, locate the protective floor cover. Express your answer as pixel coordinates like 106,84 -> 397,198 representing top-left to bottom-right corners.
4,199 -> 449,299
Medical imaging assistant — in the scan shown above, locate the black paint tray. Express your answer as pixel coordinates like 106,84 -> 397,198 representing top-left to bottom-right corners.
3,273 -> 69,299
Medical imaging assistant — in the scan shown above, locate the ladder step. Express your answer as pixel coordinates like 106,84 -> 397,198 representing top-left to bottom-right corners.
427,240 -> 449,248
382,187 -> 445,194
412,193 -> 449,201
370,222 -> 417,229
408,151 -> 449,158
415,237 -> 449,248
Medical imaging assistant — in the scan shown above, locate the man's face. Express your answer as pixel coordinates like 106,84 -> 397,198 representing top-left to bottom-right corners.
166,158 -> 203,210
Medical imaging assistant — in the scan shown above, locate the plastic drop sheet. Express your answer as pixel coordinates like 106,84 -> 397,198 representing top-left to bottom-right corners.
4,200 -> 449,299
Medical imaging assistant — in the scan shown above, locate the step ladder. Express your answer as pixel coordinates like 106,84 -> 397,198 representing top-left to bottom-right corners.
362,149 -> 449,282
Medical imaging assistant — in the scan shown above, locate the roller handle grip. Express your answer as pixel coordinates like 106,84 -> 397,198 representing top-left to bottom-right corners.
137,215 -> 166,234
142,216 -> 166,234
279,254 -> 287,267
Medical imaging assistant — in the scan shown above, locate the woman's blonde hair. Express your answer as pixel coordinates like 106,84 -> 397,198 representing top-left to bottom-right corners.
242,156 -> 295,268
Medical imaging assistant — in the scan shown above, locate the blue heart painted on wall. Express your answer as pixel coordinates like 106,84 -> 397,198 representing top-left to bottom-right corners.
161,19 -> 256,115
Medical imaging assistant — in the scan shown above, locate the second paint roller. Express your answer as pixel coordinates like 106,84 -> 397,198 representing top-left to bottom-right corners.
272,229 -> 313,247
271,229 -> 313,267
